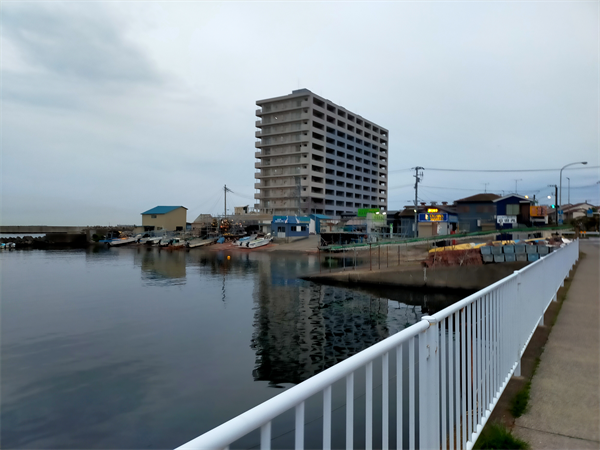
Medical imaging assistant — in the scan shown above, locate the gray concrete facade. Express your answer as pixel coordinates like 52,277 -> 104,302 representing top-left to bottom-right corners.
254,89 -> 389,217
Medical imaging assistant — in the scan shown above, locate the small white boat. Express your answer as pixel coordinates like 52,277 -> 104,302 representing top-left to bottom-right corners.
169,238 -> 186,248
146,237 -> 162,246
158,237 -> 173,247
244,235 -> 272,249
108,237 -> 137,247
233,234 -> 257,247
159,237 -> 186,248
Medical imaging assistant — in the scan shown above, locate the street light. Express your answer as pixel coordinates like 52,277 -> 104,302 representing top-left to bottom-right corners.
560,162 -> 587,212
566,177 -> 570,204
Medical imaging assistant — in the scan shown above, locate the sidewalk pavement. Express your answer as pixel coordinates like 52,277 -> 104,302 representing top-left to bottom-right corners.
514,239 -> 600,449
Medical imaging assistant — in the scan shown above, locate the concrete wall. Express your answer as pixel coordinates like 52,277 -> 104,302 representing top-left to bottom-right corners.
303,262 -> 529,291
142,208 -> 187,231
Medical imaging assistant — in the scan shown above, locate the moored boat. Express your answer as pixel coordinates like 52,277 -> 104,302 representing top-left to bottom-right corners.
233,234 -> 257,247
108,236 -> 137,247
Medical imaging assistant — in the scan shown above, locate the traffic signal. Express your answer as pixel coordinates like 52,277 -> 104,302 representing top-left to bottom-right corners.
551,204 -> 556,209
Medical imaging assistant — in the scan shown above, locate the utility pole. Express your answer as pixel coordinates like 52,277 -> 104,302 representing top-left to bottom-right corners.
413,166 -> 424,238
224,184 -> 233,219
548,184 -> 558,224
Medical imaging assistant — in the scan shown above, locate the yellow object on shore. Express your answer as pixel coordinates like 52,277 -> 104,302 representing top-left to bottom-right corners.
428,242 -> 487,253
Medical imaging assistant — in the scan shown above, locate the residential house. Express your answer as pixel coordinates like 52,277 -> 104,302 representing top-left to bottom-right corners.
492,194 -> 531,229
454,194 -> 500,232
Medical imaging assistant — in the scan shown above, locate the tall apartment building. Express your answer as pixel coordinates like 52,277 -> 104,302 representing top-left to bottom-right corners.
254,89 -> 389,217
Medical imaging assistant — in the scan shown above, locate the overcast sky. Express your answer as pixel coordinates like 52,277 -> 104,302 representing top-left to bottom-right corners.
2,1 -> 598,225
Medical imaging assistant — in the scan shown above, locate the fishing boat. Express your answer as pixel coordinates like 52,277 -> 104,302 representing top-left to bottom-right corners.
233,234 -> 257,247
146,236 -> 162,246
159,237 -> 186,249
108,236 -> 137,247
243,235 -> 272,249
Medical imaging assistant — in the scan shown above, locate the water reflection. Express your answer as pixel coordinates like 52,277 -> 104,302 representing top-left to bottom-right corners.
1,247 -> 470,449
250,257 -> 425,386
134,248 -> 187,285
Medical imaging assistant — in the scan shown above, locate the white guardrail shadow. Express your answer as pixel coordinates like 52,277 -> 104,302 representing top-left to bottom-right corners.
176,240 -> 580,450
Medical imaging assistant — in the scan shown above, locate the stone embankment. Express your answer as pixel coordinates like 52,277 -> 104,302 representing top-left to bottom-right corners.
303,261 -> 529,291
0,234 -> 88,248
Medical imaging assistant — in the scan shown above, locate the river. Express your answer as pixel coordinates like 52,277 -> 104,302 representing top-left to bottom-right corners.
0,246 -> 467,449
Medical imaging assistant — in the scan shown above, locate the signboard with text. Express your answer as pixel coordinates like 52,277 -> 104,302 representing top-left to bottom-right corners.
529,205 -> 548,217
418,213 -> 448,222
358,208 -> 380,217
497,215 -> 517,224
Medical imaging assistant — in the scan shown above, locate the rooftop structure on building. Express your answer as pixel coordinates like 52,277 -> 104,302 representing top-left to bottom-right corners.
254,89 -> 389,218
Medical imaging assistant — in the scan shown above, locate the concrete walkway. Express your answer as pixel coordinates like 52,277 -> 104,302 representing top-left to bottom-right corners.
514,239 -> 600,449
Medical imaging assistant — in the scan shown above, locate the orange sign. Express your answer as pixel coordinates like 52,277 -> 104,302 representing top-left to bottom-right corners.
530,205 -> 548,217
427,208 -> 439,213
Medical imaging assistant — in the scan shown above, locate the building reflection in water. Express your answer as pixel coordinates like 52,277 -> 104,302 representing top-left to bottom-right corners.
133,248 -> 187,286
250,258 -> 424,386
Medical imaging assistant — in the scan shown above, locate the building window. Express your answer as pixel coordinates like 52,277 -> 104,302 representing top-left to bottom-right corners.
151,215 -> 157,218
506,204 -> 519,215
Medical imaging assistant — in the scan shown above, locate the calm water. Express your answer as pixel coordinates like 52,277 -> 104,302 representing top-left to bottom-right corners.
1,246 -> 465,449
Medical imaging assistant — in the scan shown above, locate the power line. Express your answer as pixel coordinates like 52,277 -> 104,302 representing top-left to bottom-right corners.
423,166 -> 599,173
388,183 -> 414,190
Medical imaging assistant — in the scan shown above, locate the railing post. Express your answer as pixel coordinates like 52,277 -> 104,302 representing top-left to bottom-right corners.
419,317 -> 440,450
514,271 -> 522,377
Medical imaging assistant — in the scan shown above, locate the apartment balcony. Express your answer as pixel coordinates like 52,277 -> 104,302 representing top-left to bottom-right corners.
255,169 -> 308,179
255,135 -> 308,148
254,183 -> 261,190
257,122 -> 311,138
258,112 -> 311,127
255,162 -> 261,169
259,100 -> 310,116
255,151 -> 262,158
255,120 -> 262,127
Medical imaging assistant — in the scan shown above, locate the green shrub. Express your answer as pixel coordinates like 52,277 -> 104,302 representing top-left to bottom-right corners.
510,384 -> 530,417
474,422 -> 529,449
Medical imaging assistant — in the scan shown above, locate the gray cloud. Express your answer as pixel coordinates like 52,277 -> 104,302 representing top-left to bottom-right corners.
2,3 -> 161,87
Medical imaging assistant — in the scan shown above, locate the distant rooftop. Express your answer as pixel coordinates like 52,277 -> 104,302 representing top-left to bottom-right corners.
455,193 -> 501,203
141,206 -> 187,215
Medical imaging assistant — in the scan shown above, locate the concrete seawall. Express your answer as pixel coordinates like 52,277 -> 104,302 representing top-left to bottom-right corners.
302,261 -> 529,291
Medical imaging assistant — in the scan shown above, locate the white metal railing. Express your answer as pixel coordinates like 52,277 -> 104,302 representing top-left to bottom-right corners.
176,240 -> 579,450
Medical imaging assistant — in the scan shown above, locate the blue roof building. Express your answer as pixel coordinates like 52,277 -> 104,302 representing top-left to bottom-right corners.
141,206 -> 187,232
